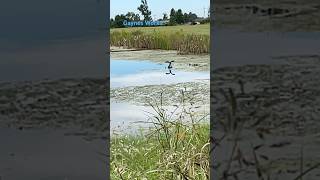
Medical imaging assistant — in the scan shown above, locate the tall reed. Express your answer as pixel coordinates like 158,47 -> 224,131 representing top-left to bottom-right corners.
110,29 -> 210,55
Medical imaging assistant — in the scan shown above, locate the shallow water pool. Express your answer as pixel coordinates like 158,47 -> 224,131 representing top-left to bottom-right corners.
111,59 -> 209,88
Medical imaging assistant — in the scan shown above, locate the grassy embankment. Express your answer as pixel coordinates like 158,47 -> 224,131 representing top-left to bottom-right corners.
110,24 -> 210,55
111,90 -> 210,180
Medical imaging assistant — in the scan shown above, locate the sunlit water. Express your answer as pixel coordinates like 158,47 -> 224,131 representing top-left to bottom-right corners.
110,59 -> 210,133
111,59 -> 209,88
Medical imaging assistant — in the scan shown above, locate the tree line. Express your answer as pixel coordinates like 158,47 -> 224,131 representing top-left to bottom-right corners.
110,0 -> 207,28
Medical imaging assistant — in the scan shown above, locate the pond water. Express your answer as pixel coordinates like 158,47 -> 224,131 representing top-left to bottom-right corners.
0,0 -> 106,52
110,102 -> 157,134
110,101 -> 209,134
0,128 -> 106,180
0,37 -> 106,82
110,59 -> 210,134
111,59 -> 209,88
0,0 -> 107,82
213,29 -> 320,69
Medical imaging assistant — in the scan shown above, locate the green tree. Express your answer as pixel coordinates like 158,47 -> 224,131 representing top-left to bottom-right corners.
176,9 -> 184,24
110,18 -> 115,28
188,12 -> 198,22
182,12 -> 198,23
163,13 -> 168,20
169,8 -> 176,25
183,13 -> 189,23
125,12 -> 140,21
137,0 -> 152,21
112,14 -> 127,28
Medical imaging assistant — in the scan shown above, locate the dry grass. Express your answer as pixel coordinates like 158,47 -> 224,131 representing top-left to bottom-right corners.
110,28 -> 210,55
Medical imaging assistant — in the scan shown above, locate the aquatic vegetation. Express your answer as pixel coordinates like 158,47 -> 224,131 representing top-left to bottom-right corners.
110,29 -> 210,55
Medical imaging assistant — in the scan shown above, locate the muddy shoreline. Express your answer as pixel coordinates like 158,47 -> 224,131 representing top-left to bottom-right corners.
111,81 -> 209,106
110,46 -> 210,72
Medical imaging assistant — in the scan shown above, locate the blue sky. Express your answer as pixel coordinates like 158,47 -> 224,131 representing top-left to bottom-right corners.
110,0 -> 210,20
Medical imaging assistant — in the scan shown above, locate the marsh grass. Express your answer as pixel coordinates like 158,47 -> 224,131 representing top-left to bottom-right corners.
110,29 -> 210,55
111,89 -> 210,179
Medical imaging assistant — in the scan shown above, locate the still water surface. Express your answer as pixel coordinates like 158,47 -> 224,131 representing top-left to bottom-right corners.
111,59 -> 209,88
